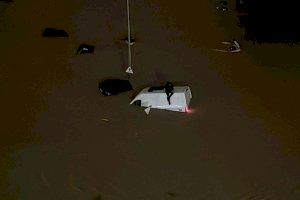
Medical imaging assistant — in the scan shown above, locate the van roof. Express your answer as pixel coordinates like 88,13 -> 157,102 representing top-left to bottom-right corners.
142,86 -> 189,94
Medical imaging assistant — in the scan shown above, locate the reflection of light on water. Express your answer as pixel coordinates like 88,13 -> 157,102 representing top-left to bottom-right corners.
185,105 -> 207,117
185,107 -> 195,114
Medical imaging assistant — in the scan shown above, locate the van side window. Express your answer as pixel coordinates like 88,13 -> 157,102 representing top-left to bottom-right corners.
133,100 -> 141,106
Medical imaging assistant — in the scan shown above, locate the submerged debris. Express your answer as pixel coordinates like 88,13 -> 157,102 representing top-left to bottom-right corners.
216,0 -> 228,12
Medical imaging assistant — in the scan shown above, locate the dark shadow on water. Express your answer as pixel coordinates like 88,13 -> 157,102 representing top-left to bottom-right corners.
93,194 -> 102,200
236,0 -> 300,45
167,192 -> 178,197
0,0 -> 13,3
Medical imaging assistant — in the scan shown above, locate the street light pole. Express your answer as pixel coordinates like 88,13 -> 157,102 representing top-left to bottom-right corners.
126,0 -> 133,74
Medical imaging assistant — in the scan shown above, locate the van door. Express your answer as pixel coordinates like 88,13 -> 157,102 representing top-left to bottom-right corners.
184,87 -> 192,106
141,101 -> 150,107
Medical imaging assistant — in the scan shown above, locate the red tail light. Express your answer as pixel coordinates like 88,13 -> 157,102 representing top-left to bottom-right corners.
185,107 -> 191,113
185,107 -> 195,114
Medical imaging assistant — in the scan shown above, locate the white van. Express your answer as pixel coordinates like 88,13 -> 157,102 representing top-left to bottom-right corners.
130,86 -> 192,113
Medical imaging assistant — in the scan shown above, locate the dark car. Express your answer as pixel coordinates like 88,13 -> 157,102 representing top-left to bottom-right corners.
98,79 -> 133,96
42,28 -> 69,37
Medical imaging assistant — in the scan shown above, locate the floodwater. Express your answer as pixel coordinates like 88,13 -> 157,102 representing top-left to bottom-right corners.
236,0 -> 300,44
1,0 -> 300,199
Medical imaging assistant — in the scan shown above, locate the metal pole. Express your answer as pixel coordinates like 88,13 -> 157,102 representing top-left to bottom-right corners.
127,0 -> 132,69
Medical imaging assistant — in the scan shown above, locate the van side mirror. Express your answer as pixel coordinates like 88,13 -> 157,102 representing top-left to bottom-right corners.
144,106 -> 151,115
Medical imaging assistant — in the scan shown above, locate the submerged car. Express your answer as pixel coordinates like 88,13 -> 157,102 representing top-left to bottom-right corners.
130,84 -> 192,113
42,28 -> 69,37
98,79 -> 133,96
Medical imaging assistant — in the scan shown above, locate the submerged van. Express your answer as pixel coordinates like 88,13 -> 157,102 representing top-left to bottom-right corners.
130,85 -> 192,113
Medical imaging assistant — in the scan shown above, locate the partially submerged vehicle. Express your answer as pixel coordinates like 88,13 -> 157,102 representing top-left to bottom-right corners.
76,44 -> 95,55
212,40 -> 241,53
130,85 -> 192,113
98,79 -> 133,96
42,28 -> 69,37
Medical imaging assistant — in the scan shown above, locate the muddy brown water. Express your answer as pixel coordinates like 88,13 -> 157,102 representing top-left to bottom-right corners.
1,0 -> 300,199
